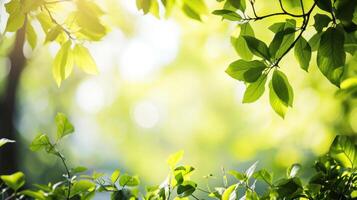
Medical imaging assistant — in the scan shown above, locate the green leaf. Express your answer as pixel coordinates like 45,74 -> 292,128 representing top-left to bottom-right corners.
1,172 -> 25,191
317,27 -> 346,86
269,20 -> 296,59
221,184 -> 236,200
55,113 -> 74,140
226,60 -> 266,83
119,174 -> 140,187
228,170 -> 246,181
0,138 -> 15,148
287,164 -> 301,178
212,9 -> 242,21
269,81 -> 287,118
243,36 -> 270,60
26,22 -> 37,49
167,150 -> 184,170
70,180 -> 95,197
271,70 -> 294,107
313,14 -> 332,32
73,44 -> 98,75
253,169 -> 272,185
329,135 -> 357,168
316,0 -> 332,12
29,134 -> 52,152
177,181 -> 197,197
243,74 -> 267,103
161,0 -> 176,17
71,166 -> 88,174
308,32 -> 321,51
231,23 -> 254,60
228,0 -> 245,10
111,169 -> 121,183
52,40 -> 73,87
294,37 -> 311,71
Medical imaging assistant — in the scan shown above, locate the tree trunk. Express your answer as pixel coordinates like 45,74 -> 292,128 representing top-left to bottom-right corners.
0,23 -> 26,174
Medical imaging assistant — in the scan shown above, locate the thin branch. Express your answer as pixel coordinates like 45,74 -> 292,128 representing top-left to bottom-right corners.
191,194 -> 200,200
274,1 -> 318,67
43,4 -> 75,40
278,0 -> 302,17
57,152 -> 72,200
299,0 -> 305,19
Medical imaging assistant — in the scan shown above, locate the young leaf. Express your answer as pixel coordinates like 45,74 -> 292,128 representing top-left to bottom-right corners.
167,150 -> 184,170
119,174 -> 140,187
294,37 -> 311,71
228,170 -> 246,181
313,14 -> 332,32
317,27 -> 346,86
228,0 -> 246,10
52,40 -> 73,87
245,161 -> 258,179
73,44 -> 98,75
111,169 -> 121,183
231,23 -> 254,60
0,138 -> 15,148
329,135 -> 357,168
1,172 -> 25,191
45,25 -> 62,43
271,70 -> 294,107
212,9 -> 242,21
29,134 -> 51,152
243,36 -> 270,60
243,74 -> 267,103
182,0 -> 207,21
55,113 -> 74,140
226,60 -> 266,83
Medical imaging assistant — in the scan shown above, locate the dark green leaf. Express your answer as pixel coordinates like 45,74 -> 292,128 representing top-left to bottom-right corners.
313,14 -> 332,32
272,70 -> 294,107
269,20 -> 296,58
212,9 -> 241,21
243,36 -> 270,60
253,169 -> 272,185
316,0 -> 332,12
308,33 -> 321,51
177,181 -> 197,197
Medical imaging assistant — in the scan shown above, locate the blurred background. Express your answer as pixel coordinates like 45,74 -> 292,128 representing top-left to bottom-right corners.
0,0 -> 356,197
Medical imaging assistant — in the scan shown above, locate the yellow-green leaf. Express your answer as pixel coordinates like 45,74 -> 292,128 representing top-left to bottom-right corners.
26,22 -> 37,49
73,44 -> 98,74
167,150 -> 184,170
52,40 -> 73,87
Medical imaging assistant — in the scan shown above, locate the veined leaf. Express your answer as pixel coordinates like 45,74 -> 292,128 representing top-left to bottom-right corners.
317,27 -> 346,86
55,113 -> 74,140
45,25 -> 62,43
294,37 -> 311,71
226,60 -> 266,83
313,14 -> 331,32
269,20 -> 296,59
177,181 -> 197,197
243,74 -> 267,103
271,70 -> 294,107
329,135 -> 357,168
5,0 -> 25,32
167,150 -> 184,170
243,36 -> 270,60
